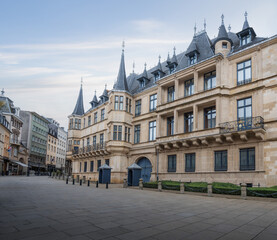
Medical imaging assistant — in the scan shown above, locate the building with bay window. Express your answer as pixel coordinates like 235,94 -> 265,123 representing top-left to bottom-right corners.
67,13 -> 277,186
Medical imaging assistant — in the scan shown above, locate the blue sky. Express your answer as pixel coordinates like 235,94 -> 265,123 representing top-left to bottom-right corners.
0,0 -> 276,129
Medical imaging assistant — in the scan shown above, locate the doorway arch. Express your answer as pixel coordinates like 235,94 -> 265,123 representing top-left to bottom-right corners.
137,157 -> 152,183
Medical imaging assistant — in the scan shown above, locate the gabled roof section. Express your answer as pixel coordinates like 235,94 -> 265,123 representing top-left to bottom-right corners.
185,37 -> 199,56
113,45 -> 129,92
72,84 -> 84,116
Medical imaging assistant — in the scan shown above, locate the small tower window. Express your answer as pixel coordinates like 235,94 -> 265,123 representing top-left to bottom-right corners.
154,72 -> 160,81
222,42 -> 227,49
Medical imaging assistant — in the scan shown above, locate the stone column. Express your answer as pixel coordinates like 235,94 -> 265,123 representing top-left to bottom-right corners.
241,184 -> 247,200
193,105 -> 198,131
174,110 -> 178,135
174,78 -> 179,100
158,181 -> 162,192
207,183 -> 213,197
180,183 -> 184,194
139,178 -> 143,190
194,70 -> 198,93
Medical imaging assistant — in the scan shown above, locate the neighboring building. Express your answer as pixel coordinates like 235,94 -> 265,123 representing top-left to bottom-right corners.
46,118 -> 58,173
0,113 -> 11,175
67,13 -> 277,186
56,126 -> 67,172
0,90 -> 28,175
20,111 -> 48,172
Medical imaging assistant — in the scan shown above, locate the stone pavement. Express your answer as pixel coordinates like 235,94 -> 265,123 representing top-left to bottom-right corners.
0,177 -> 277,240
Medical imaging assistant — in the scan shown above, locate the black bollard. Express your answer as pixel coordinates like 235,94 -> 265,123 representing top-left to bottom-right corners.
80,179 -> 82,186
106,182 -> 108,189
96,181 -> 98,188
73,179 -> 75,185
87,180 -> 90,187
66,178 -> 68,184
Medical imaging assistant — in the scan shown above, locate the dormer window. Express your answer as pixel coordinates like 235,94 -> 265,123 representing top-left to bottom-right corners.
241,34 -> 251,46
169,65 -> 176,74
189,54 -> 197,65
154,72 -> 160,81
140,79 -> 146,88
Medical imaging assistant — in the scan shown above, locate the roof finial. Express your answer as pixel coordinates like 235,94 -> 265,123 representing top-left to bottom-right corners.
1,88 -> 4,96
194,23 -> 197,35
204,19 -> 206,31
144,62 -> 147,70
244,11 -> 248,21
94,90 -> 97,96
122,40 -> 125,52
81,77 -> 83,86
173,46 -> 176,55
158,55 -> 161,63
132,61 -> 135,73
221,14 -> 224,25
105,84 -> 107,90
228,24 -> 231,32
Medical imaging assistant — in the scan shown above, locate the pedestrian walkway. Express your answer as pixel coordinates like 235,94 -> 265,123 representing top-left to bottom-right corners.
0,176 -> 277,240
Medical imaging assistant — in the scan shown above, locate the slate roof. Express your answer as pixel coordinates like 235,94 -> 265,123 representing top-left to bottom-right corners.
72,84 -> 84,116
113,50 -> 129,92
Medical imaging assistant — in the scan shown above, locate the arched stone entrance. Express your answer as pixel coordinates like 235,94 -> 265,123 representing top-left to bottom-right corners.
137,157 -> 152,183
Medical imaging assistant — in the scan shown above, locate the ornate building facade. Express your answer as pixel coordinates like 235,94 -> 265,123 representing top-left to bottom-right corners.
67,13 -> 277,186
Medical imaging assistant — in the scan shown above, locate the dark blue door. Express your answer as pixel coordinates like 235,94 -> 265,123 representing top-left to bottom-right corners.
137,157 -> 152,183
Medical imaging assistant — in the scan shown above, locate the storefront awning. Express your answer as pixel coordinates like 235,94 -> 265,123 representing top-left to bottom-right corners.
10,160 -> 29,168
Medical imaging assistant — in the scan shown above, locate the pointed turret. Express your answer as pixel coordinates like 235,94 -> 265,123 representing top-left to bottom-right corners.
171,47 -> 178,65
100,84 -> 109,103
214,14 -> 232,46
137,63 -> 150,88
90,91 -> 98,108
113,42 -> 129,92
151,55 -> 165,81
242,11 -> 250,30
72,83 -> 84,116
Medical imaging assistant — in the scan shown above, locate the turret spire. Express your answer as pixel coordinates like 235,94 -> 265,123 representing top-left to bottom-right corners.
113,42 -> 129,92
204,19 -> 206,31
242,11 -> 250,30
1,88 -> 4,96
72,83 -> 84,116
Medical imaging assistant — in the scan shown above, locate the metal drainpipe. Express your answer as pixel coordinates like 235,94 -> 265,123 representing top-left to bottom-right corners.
156,147 -> 159,181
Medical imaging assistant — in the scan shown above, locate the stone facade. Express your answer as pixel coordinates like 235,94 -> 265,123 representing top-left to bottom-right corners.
67,14 -> 277,186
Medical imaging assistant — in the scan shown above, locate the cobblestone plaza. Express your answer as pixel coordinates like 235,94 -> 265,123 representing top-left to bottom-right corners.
0,177 -> 277,240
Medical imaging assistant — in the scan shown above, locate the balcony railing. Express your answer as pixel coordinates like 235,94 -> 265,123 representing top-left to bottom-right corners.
10,139 -> 20,145
72,142 -> 106,155
219,116 -> 264,134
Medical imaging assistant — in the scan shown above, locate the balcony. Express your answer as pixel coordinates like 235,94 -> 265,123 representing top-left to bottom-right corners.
10,139 -> 20,145
72,141 -> 109,158
219,117 -> 264,134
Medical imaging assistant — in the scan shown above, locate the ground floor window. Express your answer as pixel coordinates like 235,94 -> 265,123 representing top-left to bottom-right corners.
185,153 -> 195,172
214,150 -> 227,171
168,155 -> 176,172
79,162 -> 82,172
84,162 -> 87,172
240,148 -> 255,171
90,161 -> 94,172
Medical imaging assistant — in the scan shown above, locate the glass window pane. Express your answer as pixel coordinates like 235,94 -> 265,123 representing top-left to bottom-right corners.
238,70 -> 244,81
237,63 -> 244,70
245,68 -> 251,80
245,60 -> 251,67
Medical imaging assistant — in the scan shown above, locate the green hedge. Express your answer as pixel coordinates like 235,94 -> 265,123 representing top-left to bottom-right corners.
212,182 -> 241,195
247,187 -> 277,198
143,182 -> 158,189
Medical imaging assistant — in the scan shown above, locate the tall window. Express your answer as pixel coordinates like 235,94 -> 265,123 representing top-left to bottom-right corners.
97,160 -> 101,171
100,133 -> 104,147
149,121 -> 156,141
167,116 -> 174,136
129,99 -> 132,113
119,96 -> 124,110
135,100 -> 141,116
215,151 -> 227,171
86,137 -> 90,146
125,127 -> 130,142
94,112 -> 97,123
185,153 -> 195,172
114,96 -> 119,110
93,136 -> 96,148
101,109 -> 105,121
168,86 -> 175,102
168,155 -> 176,172
149,94 -> 157,112
204,106 -> 216,129
237,97 -> 252,130
237,59 -> 251,86
88,116 -> 91,126
90,161 -> 94,172
184,112 -> 193,133
134,125 -> 140,144
204,71 -> 216,90
240,148 -> 255,171
83,118 -> 86,128
126,97 -> 129,112
84,162 -> 87,172
184,79 -> 194,97
79,162 -> 82,172
113,125 -> 122,141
